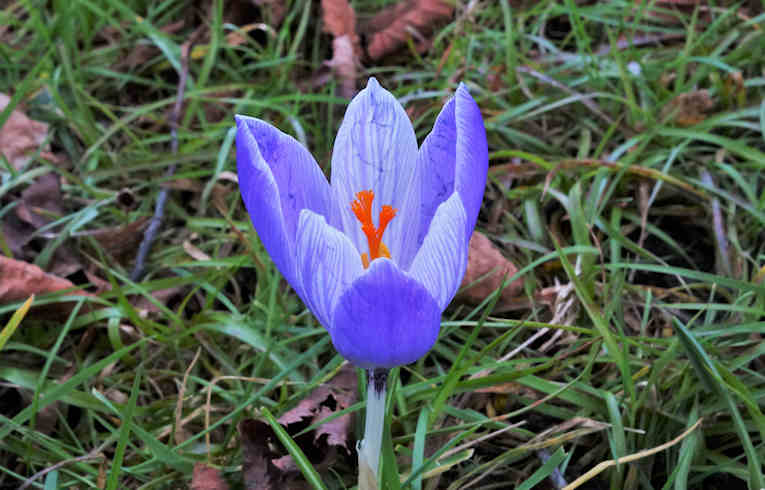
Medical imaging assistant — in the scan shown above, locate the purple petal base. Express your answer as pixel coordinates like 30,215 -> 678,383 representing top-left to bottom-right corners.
330,259 -> 441,368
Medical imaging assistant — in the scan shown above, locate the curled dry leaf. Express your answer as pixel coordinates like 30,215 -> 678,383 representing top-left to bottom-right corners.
326,35 -> 358,99
458,232 -> 523,309
321,0 -> 360,98
661,89 -> 715,126
191,463 -> 230,490
277,363 -> 357,452
0,256 -> 91,305
365,0 -> 453,60
0,93 -> 49,171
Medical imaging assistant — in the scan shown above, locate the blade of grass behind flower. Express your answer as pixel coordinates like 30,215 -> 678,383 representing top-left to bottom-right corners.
673,318 -> 764,488
105,360 -> 142,490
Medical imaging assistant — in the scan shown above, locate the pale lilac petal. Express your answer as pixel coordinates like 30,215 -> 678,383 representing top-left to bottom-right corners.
408,193 -> 468,310
330,259 -> 441,368
236,118 -> 297,290
330,78 -> 419,260
415,84 -> 488,246
295,209 -> 364,329
236,115 -> 334,242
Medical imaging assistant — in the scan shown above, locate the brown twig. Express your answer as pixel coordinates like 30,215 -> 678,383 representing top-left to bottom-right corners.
19,440 -> 111,489
130,36 -> 197,282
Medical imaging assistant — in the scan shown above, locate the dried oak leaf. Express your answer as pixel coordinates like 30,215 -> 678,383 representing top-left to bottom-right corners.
0,93 -> 48,171
662,89 -> 715,126
0,256 -> 92,305
365,0 -> 454,60
458,232 -> 523,308
191,463 -> 230,490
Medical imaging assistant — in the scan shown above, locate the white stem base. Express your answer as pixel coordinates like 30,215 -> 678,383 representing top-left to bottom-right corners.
358,369 -> 387,490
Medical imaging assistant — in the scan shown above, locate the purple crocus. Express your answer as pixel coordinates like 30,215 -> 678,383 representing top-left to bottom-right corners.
236,78 -> 487,369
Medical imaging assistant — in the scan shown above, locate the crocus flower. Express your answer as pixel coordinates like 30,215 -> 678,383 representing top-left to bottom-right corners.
236,78 -> 487,368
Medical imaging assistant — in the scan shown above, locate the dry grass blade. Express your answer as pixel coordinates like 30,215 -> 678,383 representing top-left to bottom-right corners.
563,418 -> 704,490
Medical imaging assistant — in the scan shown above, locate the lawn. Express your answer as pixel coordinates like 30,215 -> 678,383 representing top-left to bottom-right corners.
1,0 -> 765,488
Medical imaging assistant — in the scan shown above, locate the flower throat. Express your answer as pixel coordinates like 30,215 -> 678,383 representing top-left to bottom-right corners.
351,190 -> 396,269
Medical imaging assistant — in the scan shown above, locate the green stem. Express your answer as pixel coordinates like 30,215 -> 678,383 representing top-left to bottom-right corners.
359,368 -> 388,490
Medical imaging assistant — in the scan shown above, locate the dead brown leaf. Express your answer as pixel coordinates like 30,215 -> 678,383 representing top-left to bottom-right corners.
15,173 -> 63,228
662,89 -> 715,126
278,364 -> 357,452
0,256 -> 91,304
326,35 -> 358,99
191,463 -> 230,490
321,0 -> 360,98
239,419 -> 284,490
90,217 -> 150,262
0,93 -> 49,171
365,0 -> 453,60
458,232 -> 523,309
322,0 -> 356,38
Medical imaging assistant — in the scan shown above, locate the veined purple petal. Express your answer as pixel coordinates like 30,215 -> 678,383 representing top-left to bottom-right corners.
330,259 -> 441,368
408,193 -> 468,310
236,118 -> 297,290
415,84 -> 488,246
295,209 -> 364,329
236,116 -> 334,243
330,78 -> 419,261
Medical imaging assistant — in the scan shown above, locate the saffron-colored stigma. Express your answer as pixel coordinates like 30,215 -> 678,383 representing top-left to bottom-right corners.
351,190 -> 396,268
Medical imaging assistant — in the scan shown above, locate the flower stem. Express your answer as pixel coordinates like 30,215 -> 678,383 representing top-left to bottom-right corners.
359,368 -> 388,490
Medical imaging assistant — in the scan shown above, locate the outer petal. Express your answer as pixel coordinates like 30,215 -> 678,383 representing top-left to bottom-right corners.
236,115 -> 334,243
415,84 -> 488,247
330,78 -> 420,259
408,193 -> 468,310
295,209 -> 364,329
330,259 -> 441,368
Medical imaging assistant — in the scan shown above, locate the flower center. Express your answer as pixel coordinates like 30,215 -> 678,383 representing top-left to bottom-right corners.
350,190 -> 396,269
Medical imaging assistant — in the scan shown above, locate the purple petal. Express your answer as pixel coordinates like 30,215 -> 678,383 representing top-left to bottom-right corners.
236,115 -> 334,243
295,209 -> 363,329
415,84 -> 488,246
330,259 -> 441,368
330,78 -> 419,261
408,193 -> 468,310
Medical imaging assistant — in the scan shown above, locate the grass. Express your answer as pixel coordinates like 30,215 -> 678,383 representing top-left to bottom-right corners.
1,0 -> 765,488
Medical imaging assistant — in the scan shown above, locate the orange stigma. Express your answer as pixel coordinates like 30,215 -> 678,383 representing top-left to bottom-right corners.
351,190 -> 396,268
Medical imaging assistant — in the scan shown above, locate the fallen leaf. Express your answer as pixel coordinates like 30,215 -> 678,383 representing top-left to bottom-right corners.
89,217 -> 150,262
661,90 -> 715,126
0,256 -> 91,305
321,0 -> 360,98
322,0 -> 356,38
191,463 -> 230,490
278,364 -> 357,452
458,232 -> 523,309
0,93 -> 49,170
326,35 -> 358,99
15,173 -> 63,228
365,0 -> 453,60
239,419 -> 284,490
